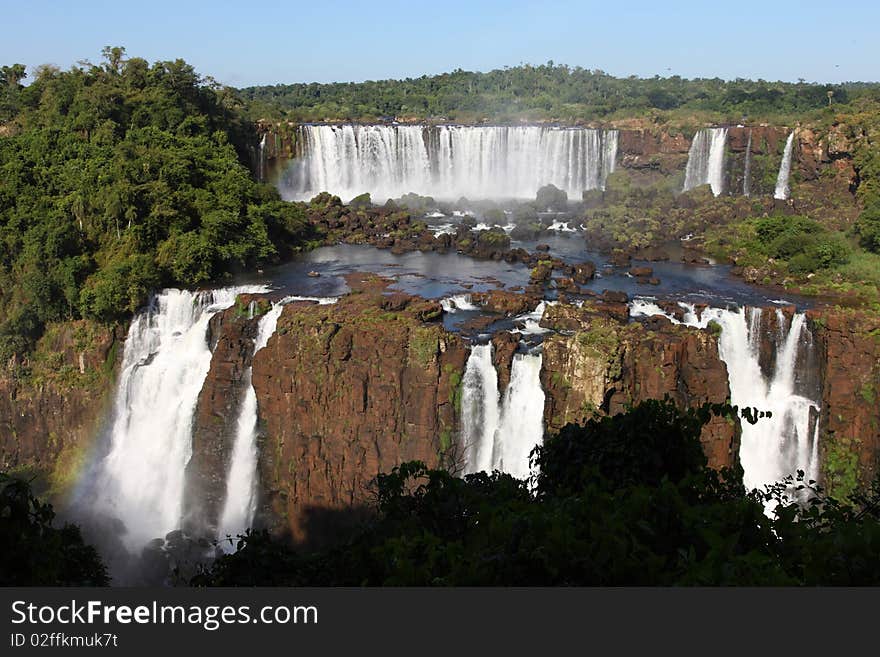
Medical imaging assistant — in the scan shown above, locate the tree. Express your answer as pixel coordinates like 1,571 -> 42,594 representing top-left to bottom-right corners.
101,46 -> 126,75
0,49 -> 315,357
0,63 -> 26,88
855,203 -> 880,253
195,400 -> 880,586
0,474 -> 108,585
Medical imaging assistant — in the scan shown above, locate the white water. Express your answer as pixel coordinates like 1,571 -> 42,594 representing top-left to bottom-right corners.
461,344 -> 545,479
460,344 -> 502,474
630,300 -> 821,493
217,295 -> 338,547
430,223 -> 456,237
683,127 -> 728,196
495,353 -> 545,479
89,286 -> 266,551
743,129 -> 752,196
548,220 -> 577,232
441,294 -> 479,313
510,301 -> 551,336
258,133 -> 267,181
774,132 -> 796,200
284,125 -> 618,201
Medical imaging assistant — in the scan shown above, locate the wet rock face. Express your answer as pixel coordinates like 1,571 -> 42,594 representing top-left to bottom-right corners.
491,332 -> 520,395
810,308 -> 880,492
183,308 -> 260,537
250,277 -> 468,547
539,304 -> 738,469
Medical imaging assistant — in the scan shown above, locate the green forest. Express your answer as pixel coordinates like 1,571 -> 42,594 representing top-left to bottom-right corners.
240,61 -> 880,125
0,48 -> 314,362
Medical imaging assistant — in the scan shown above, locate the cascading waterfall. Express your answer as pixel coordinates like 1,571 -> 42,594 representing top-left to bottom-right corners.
216,295 -> 337,548
87,286 -> 266,551
743,129 -> 752,196
630,300 -> 821,493
284,124 -> 618,201
460,344 -> 501,474
495,352 -> 545,480
774,131 -> 796,200
460,343 -> 545,480
683,127 -> 729,196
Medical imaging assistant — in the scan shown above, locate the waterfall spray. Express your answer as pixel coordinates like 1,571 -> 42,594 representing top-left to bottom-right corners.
86,286 -> 266,551
284,125 -> 618,201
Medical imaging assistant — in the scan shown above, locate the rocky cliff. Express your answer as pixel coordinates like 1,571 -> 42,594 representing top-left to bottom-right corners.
809,308 -> 880,497
3,276 -> 877,547
182,306 -> 260,536
539,302 -> 737,469
250,277 -> 467,546
0,320 -> 120,498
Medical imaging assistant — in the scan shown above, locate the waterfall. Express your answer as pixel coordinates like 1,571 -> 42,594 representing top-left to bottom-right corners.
441,294 -> 479,313
258,133 -> 267,181
743,129 -> 752,196
284,125 -> 618,201
460,344 -> 501,474
630,300 -> 821,493
217,295 -> 338,548
460,344 -> 545,479
683,127 -> 728,196
88,286 -> 266,551
774,132 -> 796,200
495,353 -> 545,479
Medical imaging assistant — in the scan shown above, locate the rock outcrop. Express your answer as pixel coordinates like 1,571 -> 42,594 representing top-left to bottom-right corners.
540,303 -> 737,469
0,320 -> 120,497
810,308 -> 880,496
251,276 -> 468,546
183,308 -> 260,536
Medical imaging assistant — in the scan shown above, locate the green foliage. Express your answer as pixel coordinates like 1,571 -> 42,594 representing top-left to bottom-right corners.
238,62 -> 865,124
476,228 -> 510,249
482,208 -> 506,225
823,439 -> 861,503
753,214 -> 850,271
445,364 -> 463,412
393,192 -> 436,213
536,399 -> 711,495
855,203 -> 880,253
712,214 -> 852,277
407,327 -> 438,366
0,473 -> 108,585
196,399 -> 880,586
576,323 -> 622,378
0,49 -> 314,357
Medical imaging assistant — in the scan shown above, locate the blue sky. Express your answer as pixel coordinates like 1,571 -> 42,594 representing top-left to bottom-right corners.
3,0 -> 877,86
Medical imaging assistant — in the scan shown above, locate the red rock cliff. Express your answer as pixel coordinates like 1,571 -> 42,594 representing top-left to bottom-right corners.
809,308 -> 880,496
250,277 -> 467,546
0,320 -> 120,498
540,303 -> 737,469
